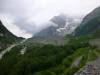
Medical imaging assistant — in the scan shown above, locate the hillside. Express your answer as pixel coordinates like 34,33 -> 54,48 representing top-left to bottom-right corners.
0,34 -> 100,75
74,7 -> 100,36
0,26 -> 100,75
34,14 -> 81,37
0,20 -> 22,51
31,14 -> 80,45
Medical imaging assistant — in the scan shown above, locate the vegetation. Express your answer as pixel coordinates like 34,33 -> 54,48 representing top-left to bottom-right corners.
75,17 -> 100,36
0,6 -> 100,75
0,35 -> 99,75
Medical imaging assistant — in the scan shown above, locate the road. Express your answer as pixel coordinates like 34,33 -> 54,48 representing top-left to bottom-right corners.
0,39 -> 27,59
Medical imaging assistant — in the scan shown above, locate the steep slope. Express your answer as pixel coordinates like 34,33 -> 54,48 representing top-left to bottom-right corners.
0,20 -> 22,50
81,7 -> 100,25
31,14 -> 80,45
35,14 -> 80,38
34,25 -> 58,38
74,6 -> 100,36
34,14 -> 67,38
50,14 -> 67,28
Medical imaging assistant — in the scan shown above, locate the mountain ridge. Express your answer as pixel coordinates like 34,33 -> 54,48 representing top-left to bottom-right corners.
74,6 -> 100,36
0,20 -> 23,50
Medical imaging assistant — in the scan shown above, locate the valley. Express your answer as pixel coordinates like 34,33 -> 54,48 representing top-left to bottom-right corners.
0,6 -> 100,75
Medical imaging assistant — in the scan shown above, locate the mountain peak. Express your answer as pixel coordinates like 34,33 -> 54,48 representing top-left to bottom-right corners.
50,14 -> 67,28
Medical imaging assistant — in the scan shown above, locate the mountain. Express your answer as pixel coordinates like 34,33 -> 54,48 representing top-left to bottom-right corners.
35,14 -> 80,37
0,32 -> 100,75
81,7 -> 100,25
0,20 -> 22,50
31,14 -> 80,45
29,14 -> 80,45
72,7 -> 100,75
0,13 -> 100,75
34,14 -> 67,38
0,20 -> 17,39
34,24 -> 58,38
50,14 -> 67,28
74,6 -> 100,36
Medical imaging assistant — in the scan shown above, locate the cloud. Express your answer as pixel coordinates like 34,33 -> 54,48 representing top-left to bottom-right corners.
0,0 -> 100,38
0,14 -> 33,38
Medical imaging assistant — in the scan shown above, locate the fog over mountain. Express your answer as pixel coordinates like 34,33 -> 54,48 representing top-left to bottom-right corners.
0,0 -> 100,38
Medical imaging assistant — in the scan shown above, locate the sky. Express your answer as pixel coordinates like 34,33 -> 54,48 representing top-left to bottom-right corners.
0,0 -> 100,38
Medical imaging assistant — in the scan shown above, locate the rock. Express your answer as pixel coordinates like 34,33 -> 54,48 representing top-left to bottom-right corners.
74,57 -> 100,75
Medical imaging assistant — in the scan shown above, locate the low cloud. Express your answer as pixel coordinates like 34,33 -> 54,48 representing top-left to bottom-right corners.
0,0 -> 100,38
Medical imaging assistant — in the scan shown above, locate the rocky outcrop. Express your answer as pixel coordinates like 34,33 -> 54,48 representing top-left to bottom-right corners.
74,57 -> 100,75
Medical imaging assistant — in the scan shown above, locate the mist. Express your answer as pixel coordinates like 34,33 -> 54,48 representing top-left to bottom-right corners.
0,0 -> 100,38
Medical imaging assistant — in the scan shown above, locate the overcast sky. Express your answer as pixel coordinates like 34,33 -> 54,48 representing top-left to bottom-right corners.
0,0 -> 100,38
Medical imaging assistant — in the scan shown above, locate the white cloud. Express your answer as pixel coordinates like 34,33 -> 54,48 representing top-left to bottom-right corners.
0,14 -> 32,38
0,0 -> 100,38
